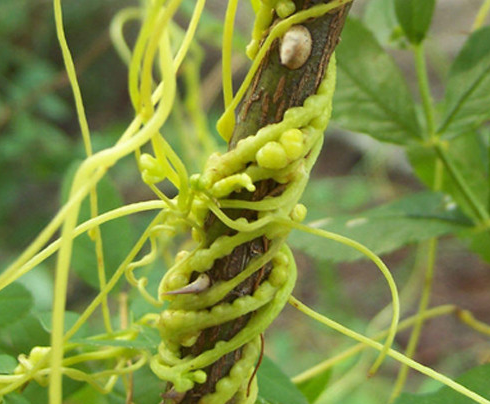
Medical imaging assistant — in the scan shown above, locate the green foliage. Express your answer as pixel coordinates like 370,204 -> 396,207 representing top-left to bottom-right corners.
394,0 -> 435,44
409,132 -> 488,220
37,311 -> 89,337
0,355 -> 17,374
438,26 -> 490,137
0,283 -> 33,328
296,368 -> 332,404
333,18 -> 421,144
257,356 -> 309,404
291,191 -> 470,262
3,393 -> 32,404
1,314 -> 50,356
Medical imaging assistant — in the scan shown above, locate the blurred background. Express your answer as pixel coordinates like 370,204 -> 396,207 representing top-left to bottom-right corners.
0,1 -> 489,403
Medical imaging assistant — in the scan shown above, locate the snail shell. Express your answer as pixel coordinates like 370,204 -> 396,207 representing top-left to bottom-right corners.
279,25 -> 312,70
164,273 -> 210,295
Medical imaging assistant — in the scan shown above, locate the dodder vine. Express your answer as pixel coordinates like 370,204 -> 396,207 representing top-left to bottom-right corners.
150,1 -> 352,402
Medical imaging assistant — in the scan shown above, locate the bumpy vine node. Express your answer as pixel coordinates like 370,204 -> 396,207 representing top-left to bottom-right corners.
150,43 -> 338,404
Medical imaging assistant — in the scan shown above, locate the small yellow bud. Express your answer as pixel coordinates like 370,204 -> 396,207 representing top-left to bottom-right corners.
256,141 -> 288,169
290,203 -> 307,222
280,128 -> 304,159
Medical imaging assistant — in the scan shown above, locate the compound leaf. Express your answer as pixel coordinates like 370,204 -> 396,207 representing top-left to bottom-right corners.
290,192 -> 471,262
333,18 -> 421,144
409,131 -> 488,222
438,26 -> 490,137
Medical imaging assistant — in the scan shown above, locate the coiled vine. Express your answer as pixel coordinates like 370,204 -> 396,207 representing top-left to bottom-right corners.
148,1 -> 354,402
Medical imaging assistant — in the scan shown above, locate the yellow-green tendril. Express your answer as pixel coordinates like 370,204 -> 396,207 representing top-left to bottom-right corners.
52,0 -> 112,335
289,296 -> 490,404
222,0 -> 239,108
473,0 -> 490,31
292,304 -> 457,384
283,220 -> 399,376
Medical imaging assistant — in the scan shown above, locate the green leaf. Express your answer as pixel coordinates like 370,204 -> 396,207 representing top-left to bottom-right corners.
16,265 -> 53,312
289,192 -> 471,262
333,18 -> 421,144
438,26 -> 490,137
61,161 -> 134,289
65,384 -> 109,404
19,375 -> 83,404
363,0 -> 399,46
394,364 -> 490,404
408,131 -> 488,221
0,354 -> 17,374
3,393 -> 32,404
394,0 -> 435,44
467,230 -> 490,264
296,368 -> 332,404
299,177 -> 377,221
0,314 -> 50,357
257,356 -> 309,404
0,283 -> 33,328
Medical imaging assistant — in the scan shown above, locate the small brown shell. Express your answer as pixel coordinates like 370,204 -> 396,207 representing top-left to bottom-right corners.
279,25 -> 312,70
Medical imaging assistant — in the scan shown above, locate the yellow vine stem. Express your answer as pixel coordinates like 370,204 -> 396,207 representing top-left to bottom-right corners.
182,51 -> 217,160
0,356 -> 145,397
293,302 -> 490,395
281,219 -> 399,376
457,309 -> 490,336
389,160 -> 444,402
289,296 -> 490,404
128,0 -> 163,113
110,7 -> 142,65
63,210 -> 167,341
0,210 -> 168,397
222,0 -> 239,108
292,304 -> 457,384
0,4 -> 176,287
53,0 -> 112,335
473,0 -> 490,31
0,201 -> 166,287
0,0 -> 203,291
48,0 -> 188,401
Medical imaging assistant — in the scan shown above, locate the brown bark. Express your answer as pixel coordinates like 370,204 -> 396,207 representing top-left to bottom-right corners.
163,1 -> 351,402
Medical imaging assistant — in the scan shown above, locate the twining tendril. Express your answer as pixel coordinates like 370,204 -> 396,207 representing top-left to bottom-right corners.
149,41 -> 345,400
